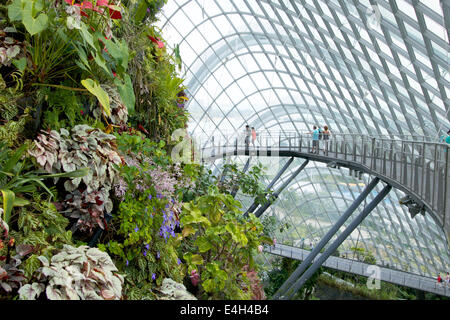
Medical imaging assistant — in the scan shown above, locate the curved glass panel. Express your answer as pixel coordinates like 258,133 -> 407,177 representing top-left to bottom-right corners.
157,0 -> 450,278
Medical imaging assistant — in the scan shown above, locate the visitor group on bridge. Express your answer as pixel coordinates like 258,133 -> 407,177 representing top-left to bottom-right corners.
437,272 -> 450,287
309,125 -> 331,154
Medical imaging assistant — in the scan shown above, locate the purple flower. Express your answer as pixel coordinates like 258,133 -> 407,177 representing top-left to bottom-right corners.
126,260 -> 129,266
148,194 -> 152,200
156,251 -> 160,259
177,258 -> 181,265
134,225 -> 139,232
143,250 -> 147,257
152,273 -> 156,280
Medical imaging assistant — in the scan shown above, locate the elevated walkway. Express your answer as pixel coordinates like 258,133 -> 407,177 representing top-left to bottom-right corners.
265,243 -> 450,297
199,132 -> 450,244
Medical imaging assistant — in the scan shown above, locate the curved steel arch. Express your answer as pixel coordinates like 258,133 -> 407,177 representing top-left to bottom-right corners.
182,29 -> 439,137
158,0 -> 450,280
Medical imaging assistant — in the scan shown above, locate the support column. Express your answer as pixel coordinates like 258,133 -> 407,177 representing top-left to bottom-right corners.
272,177 -> 381,299
245,157 -> 294,216
254,159 -> 309,218
279,184 -> 392,300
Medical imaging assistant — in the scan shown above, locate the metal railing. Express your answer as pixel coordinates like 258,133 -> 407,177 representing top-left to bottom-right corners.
196,131 -> 450,241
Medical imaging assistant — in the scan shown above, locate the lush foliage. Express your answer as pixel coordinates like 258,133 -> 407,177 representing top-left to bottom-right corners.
98,134 -> 192,297
0,0 -> 273,301
28,125 -> 122,232
180,187 -> 271,299
18,244 -> 124,300
264,257 -> 323,300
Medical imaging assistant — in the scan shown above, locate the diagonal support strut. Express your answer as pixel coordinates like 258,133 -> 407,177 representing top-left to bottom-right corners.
272,177 -> 381,299
253,159 -> 309,218
279,183 -> 392,300
245,157 -> 295,216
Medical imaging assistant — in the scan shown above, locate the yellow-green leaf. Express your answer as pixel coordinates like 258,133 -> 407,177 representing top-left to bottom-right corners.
13,197 -> 29,207
81,79 -> 110,117
182,225 -> 196,238
0,189 -> 15,224
191,254 -> 203,265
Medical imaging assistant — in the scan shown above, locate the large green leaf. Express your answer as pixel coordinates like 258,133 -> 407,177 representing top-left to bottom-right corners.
7,0 -> 23,21
0,189 -> 15,224
22,0 -> 48,36
74,45 -> 91,71
79,22 -> 96,51
191,254 -> 203,265
134,0 -> 148,23
3,144 -> 27,173
114,75 -> 135,115
81,79 -> 111,117
12,57 -> 27,73
195,237 -> 212,253
104,38 -> 129,73
12,197 -> 30,207
93,51 -> 112,76
39,167 -> 90,179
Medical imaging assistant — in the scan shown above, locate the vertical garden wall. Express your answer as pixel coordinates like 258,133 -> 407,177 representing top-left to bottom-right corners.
0,0 -> 272,300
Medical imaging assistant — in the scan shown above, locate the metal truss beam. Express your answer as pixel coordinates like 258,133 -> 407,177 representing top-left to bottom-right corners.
273,176 -> 381,299
254,159 -> 309,218
279,184 -> 392,300
245,157 -> 295,216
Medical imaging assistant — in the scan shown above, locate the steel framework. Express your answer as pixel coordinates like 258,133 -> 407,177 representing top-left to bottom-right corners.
158,0 -> 450,281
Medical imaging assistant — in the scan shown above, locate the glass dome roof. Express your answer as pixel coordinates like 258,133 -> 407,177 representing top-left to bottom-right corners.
157,0 -> 450,278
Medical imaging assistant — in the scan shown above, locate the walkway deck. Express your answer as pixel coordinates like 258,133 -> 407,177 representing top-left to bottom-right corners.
265,243 -> 450,297
200,133 -> 450,244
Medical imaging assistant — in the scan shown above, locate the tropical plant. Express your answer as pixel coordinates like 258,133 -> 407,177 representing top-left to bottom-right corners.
8,196 -> 74,280
100,142 -> 192,294
263,257 -> 323,300
0,142 -> 88,227
28,125 -> 121,232
180,186 -> 271,299
18,244 -> 124,300
0,255 -> 26,297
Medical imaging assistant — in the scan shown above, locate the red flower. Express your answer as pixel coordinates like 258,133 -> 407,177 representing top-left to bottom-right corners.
95,196 -> 104,206
147,35 -> 165,49
138,124 -> 149,134
64,0 -> 121,19
95,0 -> 122,19
108,7 -> 122,19
80,110 -> 84,115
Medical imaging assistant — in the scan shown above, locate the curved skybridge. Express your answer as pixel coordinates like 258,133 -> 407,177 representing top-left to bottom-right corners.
198,132 -> 449,245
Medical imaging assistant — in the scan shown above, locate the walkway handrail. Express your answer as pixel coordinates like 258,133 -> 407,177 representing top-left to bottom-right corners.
196,131 -> 450,245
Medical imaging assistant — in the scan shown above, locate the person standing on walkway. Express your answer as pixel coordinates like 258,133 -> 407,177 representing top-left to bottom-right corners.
310,125 -> 320,154
251,127 -> 257,148
437,273 -> 443,286
446,272 -> 450,287
322,125 -> 331,155
244,125 -> 251,149
440,129 -> 450,144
